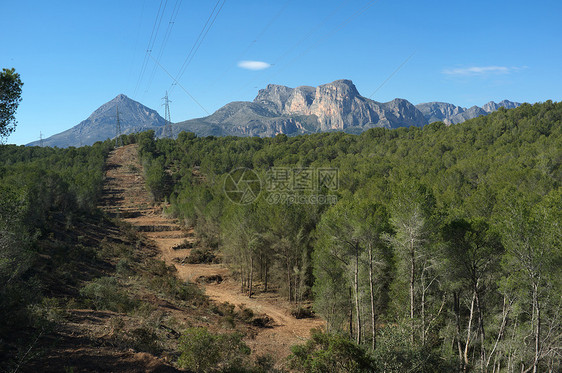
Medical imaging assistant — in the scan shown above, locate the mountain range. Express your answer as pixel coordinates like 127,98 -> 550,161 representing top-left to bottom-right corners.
416,99 -> 520,125
28,80 -> 521,147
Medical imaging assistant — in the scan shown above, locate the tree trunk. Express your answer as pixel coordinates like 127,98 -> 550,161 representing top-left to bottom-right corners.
421,268 -> 426,346
410,243 -> 415,345
532,282 -> 541,373
294,267 -> 299,305
349,287 -> 354,340
287,258 -> 292,302
264,260 -> 268,292
464,291 -> 477,372
454,291 -> 464,371
368,243 -> 377,350
249,256 -> 254,298
475,283 -> 486,372
354,243 -> 362,345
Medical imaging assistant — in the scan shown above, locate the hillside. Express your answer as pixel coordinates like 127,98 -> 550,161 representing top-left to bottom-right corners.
3,101 -> 560,371
27,94 -> 166,148
0,140 -> 290,372
145,101 -> 561,372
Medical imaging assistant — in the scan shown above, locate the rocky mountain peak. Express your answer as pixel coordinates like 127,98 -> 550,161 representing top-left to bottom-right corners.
316,79 -> 360,97
28,94 -> 165,147
254,84 -> 294,113
110,93 -> 130,103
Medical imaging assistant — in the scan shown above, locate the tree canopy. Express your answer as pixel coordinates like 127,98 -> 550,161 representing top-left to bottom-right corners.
0,68 -> 23,141
134,100 -> 561,371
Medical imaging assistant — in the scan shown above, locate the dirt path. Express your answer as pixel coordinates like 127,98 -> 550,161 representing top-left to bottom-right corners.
101,144 -> 324,359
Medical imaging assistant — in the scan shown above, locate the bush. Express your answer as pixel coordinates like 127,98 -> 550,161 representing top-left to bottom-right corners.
129,326 -> 161,355
289,329 -> 375,373
116,258 -> 133,276
186,247 -> 218,264
291,306 -> 315,319
177,327 -> 250,372
79,276 -> 137,312
145,260 -> 206,303
370,325 -> 456,372
237,305 -> 254,323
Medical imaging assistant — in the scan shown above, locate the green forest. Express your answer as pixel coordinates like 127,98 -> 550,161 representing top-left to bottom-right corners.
0,101 -> 560,372
138,101 -> 561,372
0,141 -> 111,363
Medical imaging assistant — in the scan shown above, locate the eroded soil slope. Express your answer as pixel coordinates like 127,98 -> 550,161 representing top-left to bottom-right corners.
102,144 -> 324,359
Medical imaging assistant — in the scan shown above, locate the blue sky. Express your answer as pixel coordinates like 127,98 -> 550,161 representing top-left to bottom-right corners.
2,0 -> 561,145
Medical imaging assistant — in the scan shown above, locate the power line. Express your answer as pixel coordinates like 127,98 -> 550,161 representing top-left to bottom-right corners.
133,0 -> 166,98
240,0 -> 291,58
148,53 -> 210,114
368,52 -> 416,99
141,0 -> 170,97
127,0 -> 147,93
145,0 -> 183,94
169,0 -> 226,94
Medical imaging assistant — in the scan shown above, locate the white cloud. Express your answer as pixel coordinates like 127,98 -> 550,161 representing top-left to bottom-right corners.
237,60 -> 271,71
442,66 -> 526,76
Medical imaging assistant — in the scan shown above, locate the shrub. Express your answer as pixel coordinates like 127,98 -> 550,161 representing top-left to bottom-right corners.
145,260 -> 206,303
79,276 -> 137,312
186,247 -> 218,264
290,306 -> 315,319
237,305 -> 254,323
370,325 -> 455,372
289,329 -> 375,373
129,326 -> 161,355
177,327 -> 250,372
116,258 -> 133,276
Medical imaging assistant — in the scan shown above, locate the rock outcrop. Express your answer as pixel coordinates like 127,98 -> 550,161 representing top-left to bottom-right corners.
176,79 -> 428,137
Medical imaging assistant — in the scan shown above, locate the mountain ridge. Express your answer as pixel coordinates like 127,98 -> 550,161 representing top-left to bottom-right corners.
27,81 -> 522,147
415,99 -> 521,125
175,80 -> 520,137
27,94 -> 166,147
175,79 -> 429,137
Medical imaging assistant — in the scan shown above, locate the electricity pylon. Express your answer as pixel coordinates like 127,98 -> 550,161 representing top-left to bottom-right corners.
162,91 -> 172,138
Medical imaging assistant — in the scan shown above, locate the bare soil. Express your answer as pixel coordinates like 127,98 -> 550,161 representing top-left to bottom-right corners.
103,144 -> 325,360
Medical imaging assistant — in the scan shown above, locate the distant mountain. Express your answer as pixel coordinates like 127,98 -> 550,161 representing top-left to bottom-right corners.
27,94 -> 166,147
28,84 -> 523,147
482,99 -> 521,113
174,80 -> 428,137
416,100 -> 521,125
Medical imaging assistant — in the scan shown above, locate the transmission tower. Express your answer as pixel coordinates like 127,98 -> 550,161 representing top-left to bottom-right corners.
39,131 -> 44,147
115,106 -> 122,147
162,91 -> 172,138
